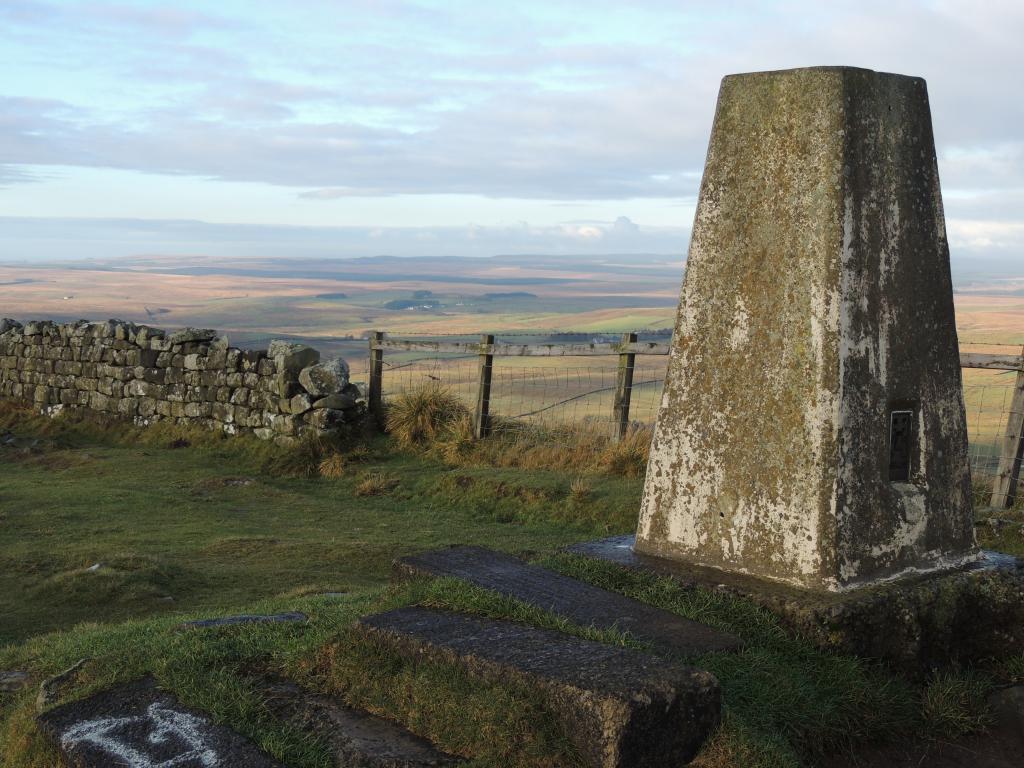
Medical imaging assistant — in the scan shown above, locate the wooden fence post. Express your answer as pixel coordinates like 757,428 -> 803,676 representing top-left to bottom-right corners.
612,332 -> 638,443
990,367 -> 1024,508
474,333 -> 495,439
368,331 -> 384,421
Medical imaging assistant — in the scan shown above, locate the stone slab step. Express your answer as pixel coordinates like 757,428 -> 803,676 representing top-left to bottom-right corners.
356,607 -> 721,768
395,546 -> 740,655
263,679 -> 465,767
38,676 -> 282,767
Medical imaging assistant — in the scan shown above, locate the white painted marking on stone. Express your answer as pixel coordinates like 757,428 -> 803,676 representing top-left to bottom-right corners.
60,702 -> 220,767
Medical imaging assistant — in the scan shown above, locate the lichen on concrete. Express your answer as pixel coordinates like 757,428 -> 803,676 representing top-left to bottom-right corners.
636,67 -> 975,591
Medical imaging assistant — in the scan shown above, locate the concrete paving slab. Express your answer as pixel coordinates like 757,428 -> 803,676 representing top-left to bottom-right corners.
395,545 -> 740,656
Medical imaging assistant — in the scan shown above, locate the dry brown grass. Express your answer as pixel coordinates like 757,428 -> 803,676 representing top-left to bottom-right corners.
317,452 -> 349,479
568,477 -> 592,503
428,419 -> 653,478
354,471 -> 399,497
318,445 -> 374,479
384,384 -> 471,449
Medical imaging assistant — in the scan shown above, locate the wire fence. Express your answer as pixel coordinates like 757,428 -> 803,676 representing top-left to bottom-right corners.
373,353 -> 666,433
359,334 -> 1024,510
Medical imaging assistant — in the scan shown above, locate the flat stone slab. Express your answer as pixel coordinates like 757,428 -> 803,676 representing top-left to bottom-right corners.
569,535 -> 1024,675
263,679 -> 465,766
395,546 -> 740,655
178,612 -> 307,630
38,677 -> 282,767
0,670 -> 31,692
355,607 -> 721,768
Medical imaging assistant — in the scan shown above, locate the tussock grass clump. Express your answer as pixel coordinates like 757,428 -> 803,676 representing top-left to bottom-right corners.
354,471 -> 399,497
317,453 -> 349,479
319,443 -> 376,479
343,381 -> 653,478
384,384 -> 470,449
568,477 -> 592,504
598,425 -> 653,477
920,670 -> 993,738
998,653 -> 1024,683
431,420 -> 652,478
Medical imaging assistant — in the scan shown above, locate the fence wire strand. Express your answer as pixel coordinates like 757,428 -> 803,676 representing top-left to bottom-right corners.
359,336 -> 1022,508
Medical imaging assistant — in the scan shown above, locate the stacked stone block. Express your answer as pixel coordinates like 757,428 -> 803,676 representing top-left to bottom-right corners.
0,318 -> 362,443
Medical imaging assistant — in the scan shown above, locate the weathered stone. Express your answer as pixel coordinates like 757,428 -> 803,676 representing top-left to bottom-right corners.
178,612 -> 307,630
0,318 -> 22,335
0,670 -> 31,692
637,67 -> 974,591
396,546 -> 740,656
241,349 -> 266,371
167,327 -> 217,344
37,658 -> 89,711
38,677 -> 283,767
275,375 -> 303,400
268,340 -> 319,375
0,319 -> 347,444
987,685 -> 1024,748
289,393 -> 313,415
570,535 -> 1024,674
298,357 -> 350,396
211,402 -> 235,423
263,679 -> 465,766
134,325 -> 164,346
312,393 -> 357,410
356,607 -> 720,768
305,408 -> 346,430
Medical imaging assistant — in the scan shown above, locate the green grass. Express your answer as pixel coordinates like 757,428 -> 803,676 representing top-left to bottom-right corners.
0,406 -> 1015,767
0,406 -> 639,644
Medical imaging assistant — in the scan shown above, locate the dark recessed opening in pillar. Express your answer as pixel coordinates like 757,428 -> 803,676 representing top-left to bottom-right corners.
888,407 -> 916,482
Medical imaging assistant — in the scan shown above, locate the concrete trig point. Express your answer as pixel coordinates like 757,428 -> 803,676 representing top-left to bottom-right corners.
636,66 -> 977,591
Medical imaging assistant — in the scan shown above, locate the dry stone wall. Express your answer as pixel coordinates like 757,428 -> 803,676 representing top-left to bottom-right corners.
0,318 -> 363,443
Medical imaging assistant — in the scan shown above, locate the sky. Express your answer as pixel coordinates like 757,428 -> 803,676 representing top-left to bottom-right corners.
0,0 -> 1022,263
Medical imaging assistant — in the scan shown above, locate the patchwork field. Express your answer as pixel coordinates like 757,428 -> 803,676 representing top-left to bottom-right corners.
0,255 -> 683,360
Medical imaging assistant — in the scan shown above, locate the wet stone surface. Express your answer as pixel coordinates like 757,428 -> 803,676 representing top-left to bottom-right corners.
178,612 -> 307,630
356,606 -> 721,768
395,546 -> 740,655
38,677 -> 282,767
263,679 -> 465,767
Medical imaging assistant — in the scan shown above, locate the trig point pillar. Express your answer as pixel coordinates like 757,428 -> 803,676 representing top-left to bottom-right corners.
636,67 -> 976,591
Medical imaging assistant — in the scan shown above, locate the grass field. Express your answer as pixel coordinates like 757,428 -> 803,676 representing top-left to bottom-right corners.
1,405 -> 1023,767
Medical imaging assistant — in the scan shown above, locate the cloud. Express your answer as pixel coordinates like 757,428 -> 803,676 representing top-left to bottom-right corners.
0,0 -> 1022,268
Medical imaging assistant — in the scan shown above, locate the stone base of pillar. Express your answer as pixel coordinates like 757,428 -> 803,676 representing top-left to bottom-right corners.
568,535 -> 1024,676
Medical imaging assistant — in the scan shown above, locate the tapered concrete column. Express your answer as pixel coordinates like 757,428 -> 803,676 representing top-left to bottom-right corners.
636,67 -> 976,591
